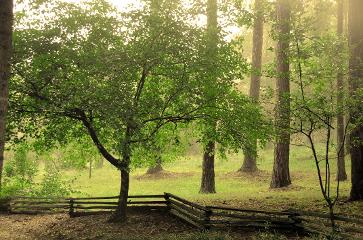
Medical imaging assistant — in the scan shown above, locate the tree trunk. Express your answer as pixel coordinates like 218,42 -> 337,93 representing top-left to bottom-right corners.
240,0 -> 264,173
200,141 -> 216,193
89,158 -> 92,179
271,0 -> 291,188
348,0 -> 363,201
115,169 -> 129,220
336,0 -> 347,181
112,126 -> 132,222
200,0 -> 218,194
146,156 -> 163,174
0,0 -> 13,191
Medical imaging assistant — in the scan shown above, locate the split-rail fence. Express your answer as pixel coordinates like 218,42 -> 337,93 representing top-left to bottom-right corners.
2,193 -> 362,239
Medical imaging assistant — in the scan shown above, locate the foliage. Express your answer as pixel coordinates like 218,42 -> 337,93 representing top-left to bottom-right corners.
58,138 -> 102,170
9,0 -> 271,174
2,143 -> 37,195
1,142 -> 73,198
33,164 -> 73,197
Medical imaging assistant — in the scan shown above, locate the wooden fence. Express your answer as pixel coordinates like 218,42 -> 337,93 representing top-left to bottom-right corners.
9,194 -> 167,216
10,196 -> 69,214
69,194 -> 166,217
6,193 -> 363,239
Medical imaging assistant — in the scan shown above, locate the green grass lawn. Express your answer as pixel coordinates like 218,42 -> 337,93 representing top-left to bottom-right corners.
61,144 -> 362,215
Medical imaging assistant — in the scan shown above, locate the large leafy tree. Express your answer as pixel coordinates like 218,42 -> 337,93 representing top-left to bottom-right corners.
200,0 -> 218,194
10,0 -> 270,221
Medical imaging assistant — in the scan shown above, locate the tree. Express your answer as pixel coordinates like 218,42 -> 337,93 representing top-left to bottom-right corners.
146,0 -> 164,175
286,0 -> 352,231
348,0 -> 363,200
336,0 -> 347,181
200,0 -> 218,194
0,0 -> 13,190
239,0 -> 265,173
270,0 -> 291,188
11,0 -> 270,221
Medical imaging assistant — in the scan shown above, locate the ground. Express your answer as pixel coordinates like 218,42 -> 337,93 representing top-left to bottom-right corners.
2,144 -> 363,239
0,212 -> 250,240
61,145 -> 362,215
0,211 -> 309,240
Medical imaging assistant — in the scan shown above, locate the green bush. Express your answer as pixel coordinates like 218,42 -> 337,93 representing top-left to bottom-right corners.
33,166 -> 73,197
1,143 -> 74,198
4,143 -> 37,188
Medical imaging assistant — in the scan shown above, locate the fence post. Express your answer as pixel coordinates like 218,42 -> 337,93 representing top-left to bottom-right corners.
287,209 -> 304,233
203,207 -> 212,230
164,193 -> 170,211
69,198 -> 74,218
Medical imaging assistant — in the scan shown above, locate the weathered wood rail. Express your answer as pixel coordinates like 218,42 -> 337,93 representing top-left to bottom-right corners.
5,193 -> 363,239
9,195 -> 167,216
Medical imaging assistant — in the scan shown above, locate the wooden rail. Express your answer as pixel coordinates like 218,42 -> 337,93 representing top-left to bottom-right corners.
69,195 -> 167,217
9,195 -> 167,216
6,193 -> 363,238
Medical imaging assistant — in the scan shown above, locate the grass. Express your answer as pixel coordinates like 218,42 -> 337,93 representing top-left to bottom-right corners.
58,143 -> 362,215
2,143 -> 362,240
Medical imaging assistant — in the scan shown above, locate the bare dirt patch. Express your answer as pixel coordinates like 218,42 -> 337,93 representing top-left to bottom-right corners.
0,210 -> 195,240
135,170 -> 194,180
221,170 -> 270,182
0,211 -> 259,240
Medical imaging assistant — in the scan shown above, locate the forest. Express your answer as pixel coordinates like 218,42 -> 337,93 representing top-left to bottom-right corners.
0,0 -> 362,239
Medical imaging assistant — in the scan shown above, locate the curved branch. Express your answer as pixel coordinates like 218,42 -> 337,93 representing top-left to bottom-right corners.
72,110 -> 126,170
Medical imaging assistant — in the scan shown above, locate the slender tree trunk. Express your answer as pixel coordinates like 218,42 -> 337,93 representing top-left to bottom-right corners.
144,0 -> 164,176
200,141 -> 216,193
348,0 -> 363,201
0,0 -> 13,191
240,0 -> 264,173
89,158 -> 92,179
96,157 -> 103,168
200,0 -> 218,194
336,0 -> 347,181
271,0 -> 291,188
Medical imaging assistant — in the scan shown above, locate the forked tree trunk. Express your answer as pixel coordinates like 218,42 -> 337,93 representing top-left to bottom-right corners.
336,0 -> 347,181
0,0 -> 13,190
348,0 -> 363,201
200,0 -> 218,194
200,141 -> 216,193
240,0 -> 264,173
271,0 -> 291,188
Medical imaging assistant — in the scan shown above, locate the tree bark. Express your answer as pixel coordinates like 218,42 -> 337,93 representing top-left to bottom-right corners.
114,169 -> 129,220
146,156 -> 163,174
336,0 -> 347,181
200,141 -> 216,193
271,0 -> 291,188
0,0 -> 13,190
240,0 -> 264,173
112,125 -> 133,222
200,0 -> 218,194
79,108 -> 132,221
89,158 -> 92,179
348,0 -> 363,201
